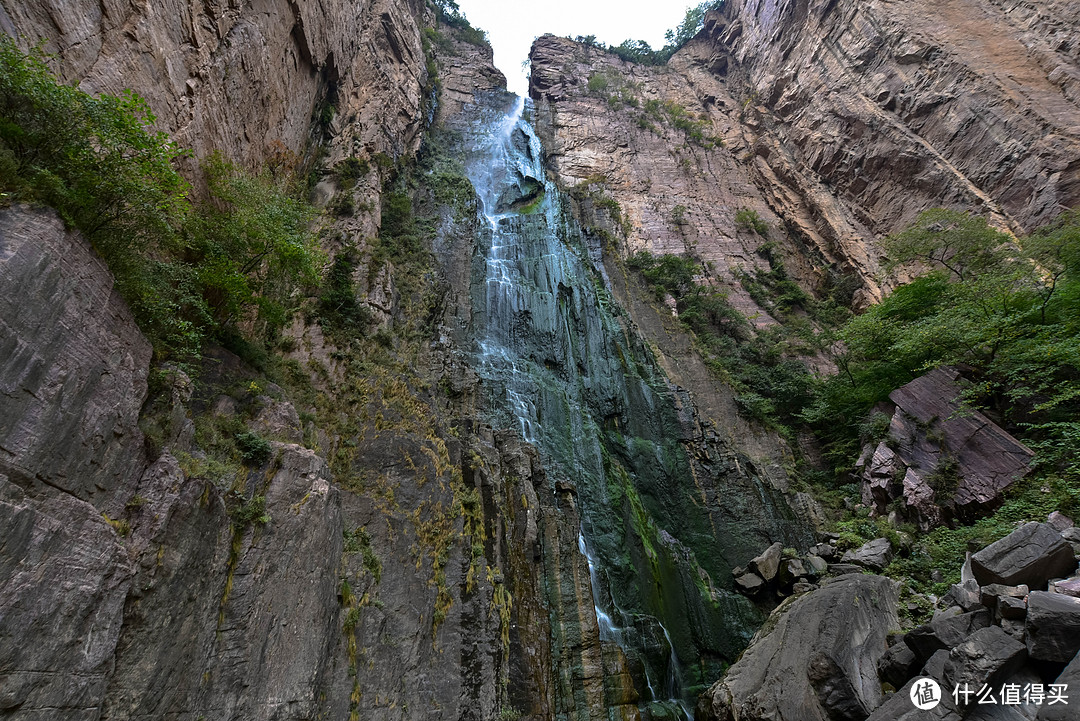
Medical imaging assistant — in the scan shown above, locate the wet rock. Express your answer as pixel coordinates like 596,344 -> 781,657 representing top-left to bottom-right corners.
749,542 -> 784,583
878,641 -> 920,688
698,575 -> 898,721
971,523 -> 1077,588
841,537 -> 894,571
1025,591 -> 1080,662
944,627 -> 1028,703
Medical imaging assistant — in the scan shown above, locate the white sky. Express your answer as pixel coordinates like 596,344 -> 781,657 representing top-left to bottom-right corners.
454,0 -> 698,95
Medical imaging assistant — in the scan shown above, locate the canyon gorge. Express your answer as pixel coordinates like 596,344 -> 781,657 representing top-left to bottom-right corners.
1,0 -> 1079,720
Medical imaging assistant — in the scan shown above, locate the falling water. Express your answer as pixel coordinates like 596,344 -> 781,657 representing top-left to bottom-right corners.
445,90 -> 812,719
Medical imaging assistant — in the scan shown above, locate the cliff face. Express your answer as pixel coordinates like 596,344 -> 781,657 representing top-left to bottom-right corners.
529,0 -> 1080,308
3,0 -> 1078,719
0,3 -> 543,721
0,0 -> 430,169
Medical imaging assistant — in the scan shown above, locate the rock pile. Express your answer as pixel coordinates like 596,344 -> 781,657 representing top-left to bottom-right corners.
704,518 -> 1080,720
732,536 -> 896,600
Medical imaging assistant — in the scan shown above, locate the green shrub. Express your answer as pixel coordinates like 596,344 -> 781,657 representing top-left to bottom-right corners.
318,246 -> 372,341
735,207 -> 768,236
229,493 -> 271,527
0,40 -> 323,366
235,430 -> 272,465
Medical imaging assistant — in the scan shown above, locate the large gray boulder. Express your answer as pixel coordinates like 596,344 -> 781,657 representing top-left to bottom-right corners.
970,523 -> 1077,589
1037,649 -> 1080,720
841,537 -> 894,572
905,609 -> 991,662
878,641 -> 919,689
1025,591 -> 1080,662
866,675 -> 961,721
697,574 -> 898,721
944,626 -> 1028,706
749,542 -> 784,583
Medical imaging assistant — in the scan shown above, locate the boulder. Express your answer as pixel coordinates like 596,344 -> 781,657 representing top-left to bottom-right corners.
942,580 -> 983,613
923,648 -> 951,681
810,543 -> 836,560
980,583 -> 1029,610
1048,511 -> 1074,531
778,558 -> 808,587
905,609 -> 991,662
888,368 -> 1034,518
1037,649 -> 1080,720
1000,618 -> 1026,642
969,666 -> 1043,720
749,542 -> 784,583
859,441 -> 903,513
997,596 -> 1027,621
878,640 -> 919,688
970,523 -> 1077,589
827,563 -> 865,576
866,675 -> 961,721
1062,527 -> 1080,554
1050,575 -> 1080,598
698,575 -> 898,721
944,627 -> 1028,706
734,571 -> 766,595
841,538 -> 894,572
1025,591 -> 1080,662
806,555 -> 829,576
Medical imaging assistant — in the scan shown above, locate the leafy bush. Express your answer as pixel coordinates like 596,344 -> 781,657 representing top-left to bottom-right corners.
229,493 -> 271,527
0,39 -> 201,358
735,207 -> 768,236
234,430 -> 273,465
0,41 -> 322,365
805,208 -> 1080,476
602,2 -> 722,65
317,246 -> 372,342
187,153 -> 322,333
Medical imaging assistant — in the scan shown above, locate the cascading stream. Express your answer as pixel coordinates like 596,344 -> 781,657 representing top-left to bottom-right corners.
452,91 -> 804,719
459,93 -> 697,718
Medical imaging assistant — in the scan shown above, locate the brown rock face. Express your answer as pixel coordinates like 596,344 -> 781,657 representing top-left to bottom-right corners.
529,0 -> 1080,307
856,367 -> 1034,526
0,0 -> 431,171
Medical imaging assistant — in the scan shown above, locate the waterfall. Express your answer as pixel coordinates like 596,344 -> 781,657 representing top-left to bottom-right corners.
450,91 -> 792,719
